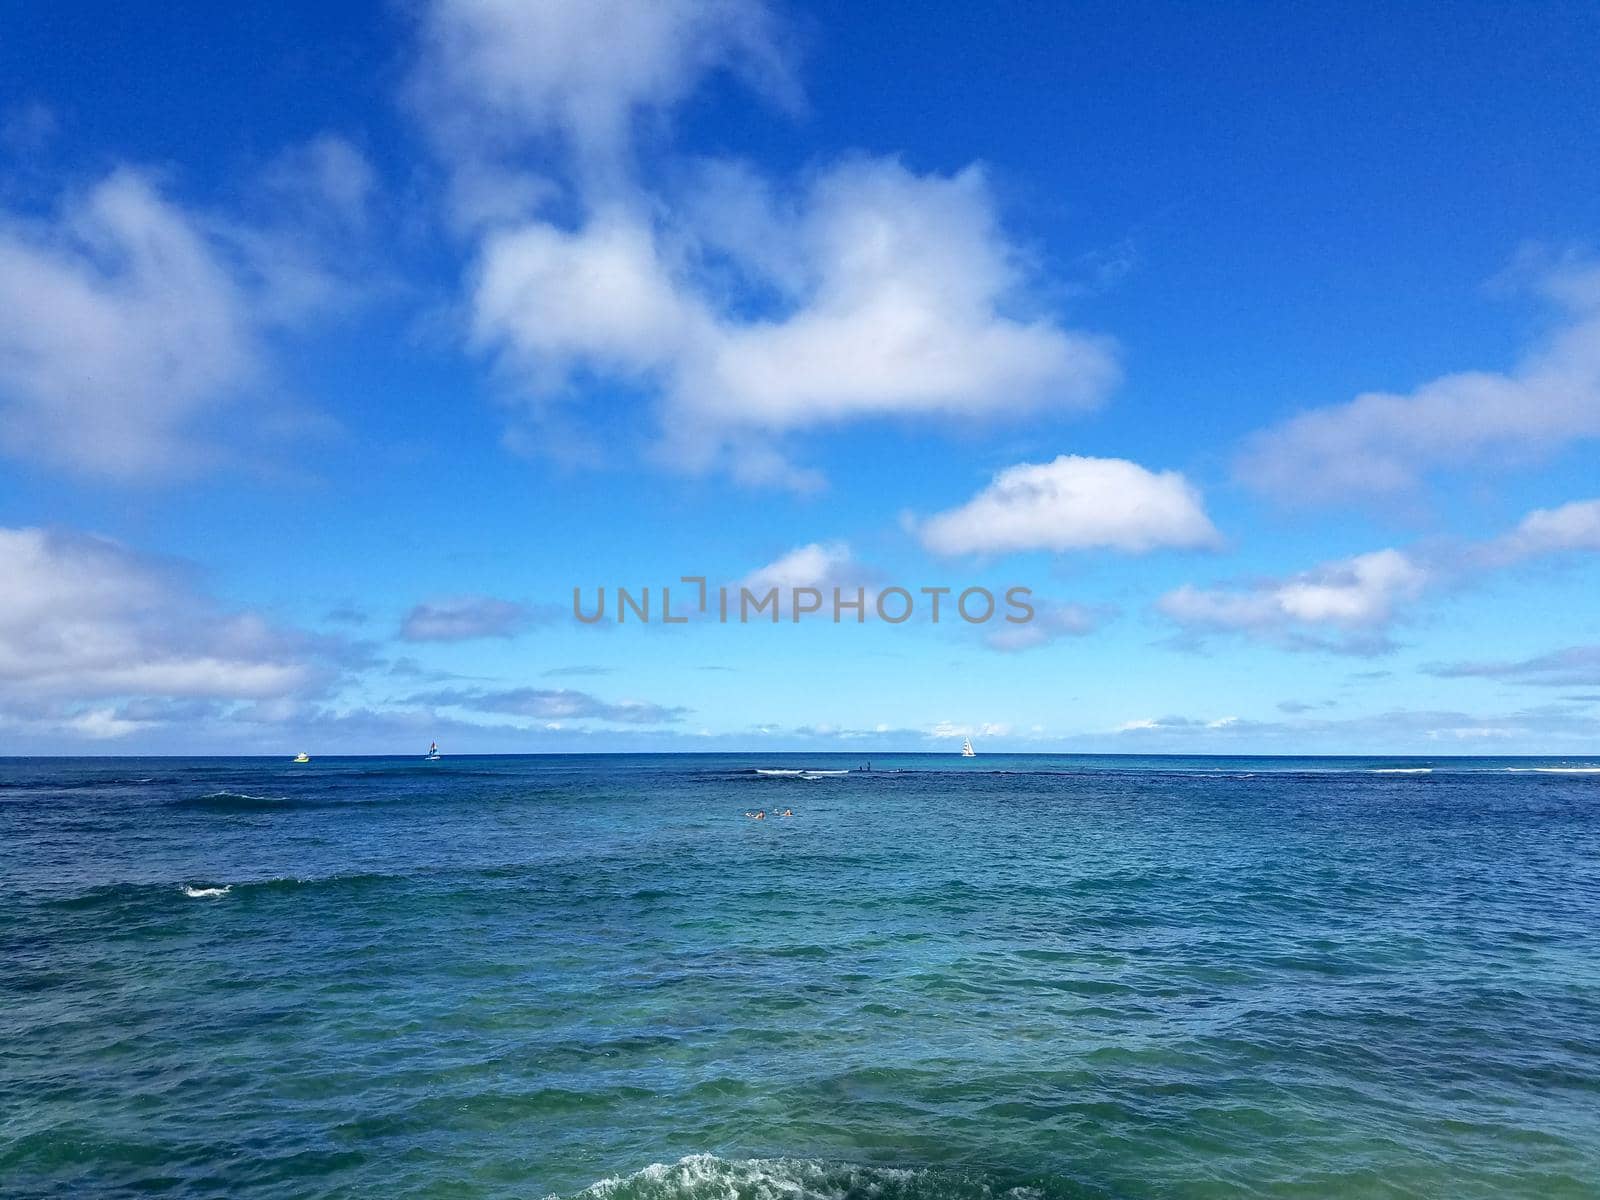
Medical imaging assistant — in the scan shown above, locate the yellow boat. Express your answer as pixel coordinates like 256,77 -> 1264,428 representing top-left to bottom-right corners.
292,752 -> 311,763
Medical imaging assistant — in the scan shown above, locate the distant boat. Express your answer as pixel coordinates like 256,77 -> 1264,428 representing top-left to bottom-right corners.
425,742 -> 441,761
292,752 -> 311,764
961,737 -> 976,757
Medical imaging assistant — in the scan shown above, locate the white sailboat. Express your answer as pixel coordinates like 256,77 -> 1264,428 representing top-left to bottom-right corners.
425,741 -> 441,761
961,737 -> 976,757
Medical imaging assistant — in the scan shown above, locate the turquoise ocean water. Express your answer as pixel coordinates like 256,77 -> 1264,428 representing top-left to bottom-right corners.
3,753 -> 1599,1198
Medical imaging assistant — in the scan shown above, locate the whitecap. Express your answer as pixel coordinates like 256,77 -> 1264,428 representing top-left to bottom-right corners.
182,885 -> 231,899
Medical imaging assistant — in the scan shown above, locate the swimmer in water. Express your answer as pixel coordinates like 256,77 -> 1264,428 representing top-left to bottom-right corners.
781,808 -> 794,817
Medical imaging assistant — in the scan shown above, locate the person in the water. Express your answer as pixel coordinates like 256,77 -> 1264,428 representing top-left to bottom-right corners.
780,808 -> 793,818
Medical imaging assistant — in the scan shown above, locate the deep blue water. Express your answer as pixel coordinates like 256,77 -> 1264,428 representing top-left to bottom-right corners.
3,753 -> 1599,1199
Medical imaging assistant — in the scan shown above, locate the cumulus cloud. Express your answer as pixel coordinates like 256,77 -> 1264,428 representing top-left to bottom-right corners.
399,595 -> 540,641
917,455 -> 1218,557
472,164 -> 1119,488
1237,254 -> 1600,504
1158,548 -> 1428,654
415,2 -> 1118,488
1160,490 -> 1600,654
0,527 -> 345,726
416,686 -> 689,724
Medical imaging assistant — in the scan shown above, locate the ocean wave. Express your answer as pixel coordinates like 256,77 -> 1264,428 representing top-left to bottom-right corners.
566,1156 -> 1062,1200
181,885 -> 231,899
171,790 -> 295,810
1503,766 -> 1600,774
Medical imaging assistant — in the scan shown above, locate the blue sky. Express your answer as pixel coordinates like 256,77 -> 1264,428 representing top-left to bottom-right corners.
3,0 -> 1600,754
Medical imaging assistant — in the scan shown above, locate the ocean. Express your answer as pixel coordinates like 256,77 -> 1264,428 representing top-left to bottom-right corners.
3,753 -> 1598,1198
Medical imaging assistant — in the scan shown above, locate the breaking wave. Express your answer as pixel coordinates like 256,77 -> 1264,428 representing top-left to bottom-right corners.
563,1156 -> 1080,1200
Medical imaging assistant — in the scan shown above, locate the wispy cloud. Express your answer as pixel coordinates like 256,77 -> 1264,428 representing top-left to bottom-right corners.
1472,498 -> 1600,568
0,142 -> 375,481
399,595 -> 543,642
984,601 -> 1107,652
1236,251 -> 1600,505
1423,645 -> 1600,687
415,686 -> 690,725
412,0 -> 798,192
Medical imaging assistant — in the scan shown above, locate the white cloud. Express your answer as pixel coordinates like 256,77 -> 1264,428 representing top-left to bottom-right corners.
0,527 -> 330,708
737,541 -> 878,618
740,542 -> 856,593
414,0 -> 796,185
472,162 -> 1119,488
917,455 -> 1219,557
472,207 -> 707,379
0,172 -> 260,479
1158,548 -> 1428,651
1159,491 -> 1600,653
415,3 -> 1119,489
1100,705 -> 1600,753
1477,497 -> 1600,567
1237,255 -> 1600,503
984,601 -> 1104,652
413,686 -> 689,725
0,147 -> 373,481
928,720 -> 1011,740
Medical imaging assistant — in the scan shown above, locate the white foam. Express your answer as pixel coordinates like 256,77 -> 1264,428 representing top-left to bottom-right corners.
1371,768 -> 1432,774
564,1154 -> 1047,1200
571,1155 -> 916,1200
182,885 -> 231,899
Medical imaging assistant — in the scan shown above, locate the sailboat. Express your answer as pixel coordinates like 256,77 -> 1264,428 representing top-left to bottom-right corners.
961,737 -> 976,758
292,752 -> 311,764
425,742 -> 441,761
